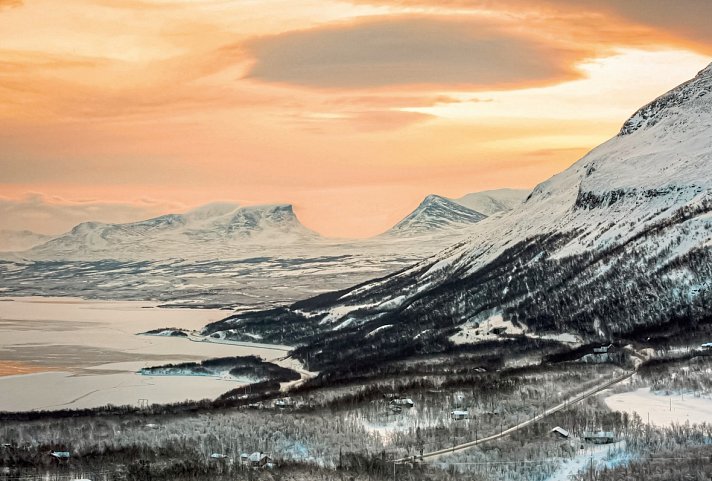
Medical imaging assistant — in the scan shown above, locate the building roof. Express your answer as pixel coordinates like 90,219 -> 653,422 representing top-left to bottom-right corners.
451,410 -> 469,416
551,427 -> 570,437
50,451 -> 71,458
248,452 -> 270,462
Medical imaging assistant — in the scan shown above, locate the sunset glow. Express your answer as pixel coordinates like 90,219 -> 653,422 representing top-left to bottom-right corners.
1,0 -> 710,237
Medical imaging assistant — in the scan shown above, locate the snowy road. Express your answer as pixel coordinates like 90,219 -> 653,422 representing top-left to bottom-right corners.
396,369 -> 635,463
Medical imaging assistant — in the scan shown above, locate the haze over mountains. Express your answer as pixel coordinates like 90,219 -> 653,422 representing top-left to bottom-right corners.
0,230 -> 53,253
204,63 -> 712,370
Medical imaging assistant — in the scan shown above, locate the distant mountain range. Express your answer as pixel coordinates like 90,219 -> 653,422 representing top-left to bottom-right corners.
1,189 -> 528,260
0,188 -> 528,307
18,203 -> 318,261
203,63 -> 712,371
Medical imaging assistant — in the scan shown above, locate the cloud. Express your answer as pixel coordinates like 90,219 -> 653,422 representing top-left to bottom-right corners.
245,17 -> 586,89
345,0 -> 712,52
0,193 -> 183,235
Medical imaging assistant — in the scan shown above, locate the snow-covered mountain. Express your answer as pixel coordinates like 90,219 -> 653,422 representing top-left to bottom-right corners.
382,195 -> 486,238
0,230 -> 54,252
452,188 -> 529,216
204,62 -> 712,370
24,203 -> 321,261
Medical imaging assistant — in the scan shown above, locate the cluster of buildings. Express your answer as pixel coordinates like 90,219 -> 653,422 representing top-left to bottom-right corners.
208,451 -> 274,469
551,426 -> 616,444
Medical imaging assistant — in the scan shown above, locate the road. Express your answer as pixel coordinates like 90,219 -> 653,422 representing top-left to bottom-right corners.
395,369 -> 635,463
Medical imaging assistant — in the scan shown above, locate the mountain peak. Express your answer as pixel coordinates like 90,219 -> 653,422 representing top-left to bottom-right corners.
420,194 -> 451,206
384,194 -> 486,237
619,62 -> 712,136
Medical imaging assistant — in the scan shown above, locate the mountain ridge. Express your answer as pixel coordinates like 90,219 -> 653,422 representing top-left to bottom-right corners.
24,203 -> 321,261
203,62 -> 712,371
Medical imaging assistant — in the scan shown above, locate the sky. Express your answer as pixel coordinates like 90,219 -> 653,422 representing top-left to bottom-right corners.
0,0 -> 710,238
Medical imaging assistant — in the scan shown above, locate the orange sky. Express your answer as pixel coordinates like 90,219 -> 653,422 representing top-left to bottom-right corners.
0,0 -> 710,238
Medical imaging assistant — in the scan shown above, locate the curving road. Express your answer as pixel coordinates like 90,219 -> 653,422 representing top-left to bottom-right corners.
395,369 -> 635,463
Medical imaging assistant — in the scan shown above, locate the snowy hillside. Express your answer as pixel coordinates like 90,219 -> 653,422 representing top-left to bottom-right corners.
452,188 -> 529,216
204,62 -> 712,370
382,195 -> 486,238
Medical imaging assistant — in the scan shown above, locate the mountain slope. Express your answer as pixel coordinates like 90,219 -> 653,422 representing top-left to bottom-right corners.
25,203 -> 321,261
204,62 -> 712,371
452,188 -> 529,216
382,195 -> 487,237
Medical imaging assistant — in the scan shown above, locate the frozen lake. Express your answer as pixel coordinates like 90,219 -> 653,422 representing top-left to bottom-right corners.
0,297 -> 291,411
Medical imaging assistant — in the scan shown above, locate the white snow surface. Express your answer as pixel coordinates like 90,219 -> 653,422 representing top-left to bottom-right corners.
604,387 -> 712,426
452,188 -> 529,216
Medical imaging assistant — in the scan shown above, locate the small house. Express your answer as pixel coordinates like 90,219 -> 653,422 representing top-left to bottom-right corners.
450,410 -> 469,421
583,431 -> 615,444
701,343 -> 712,350
248,452 -> 271,467
274,398 -> 293,408
210,453 -> 228,460
240,453 -> 250,464
390,398 -> 414,408
49,451 -> 71,463
551,426 -> 570,438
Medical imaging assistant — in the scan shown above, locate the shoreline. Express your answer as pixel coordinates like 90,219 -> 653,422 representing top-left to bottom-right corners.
0,297 -> 307,412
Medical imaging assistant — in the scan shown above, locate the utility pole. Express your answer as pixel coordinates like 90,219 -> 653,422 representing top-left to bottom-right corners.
589,454 -> 594,481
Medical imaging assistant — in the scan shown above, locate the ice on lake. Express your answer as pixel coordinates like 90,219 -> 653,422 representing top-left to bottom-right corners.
0,297 -> 289,411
